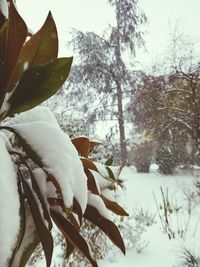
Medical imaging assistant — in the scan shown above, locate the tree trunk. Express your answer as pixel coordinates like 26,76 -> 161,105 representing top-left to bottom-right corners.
114,0 -> 128,165
116,80 -> 127,165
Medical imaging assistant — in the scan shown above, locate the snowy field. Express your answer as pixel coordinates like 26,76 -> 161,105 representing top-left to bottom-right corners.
35,165 -> 200,267
100,166 -> 200,267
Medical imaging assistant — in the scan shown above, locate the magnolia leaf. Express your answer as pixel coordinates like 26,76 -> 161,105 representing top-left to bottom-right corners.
29,169 -> 53,230
73,198 -> 83,224
7,12 -> 58,92
51,209 -> 98,267
101,195 -> 128,216
11,202 -> 40,267
27,12 -> 58,66
13,171 -> 26,254
84,205 -> 125,255
105,156 -> 113,166
81,158 -> 98,172
0,0 -> 8,20
106,166 -> 116,182
0,9 -> 6,28
45,172 -> 63,200
48,197 -> 64,208
85,168 -> 100,195
68,213 -> 80,231
0,19 -> 7,37
7,57 -> 73,115
65,240 -> 75,259
71,137 -> 90,157
15,197 -> 25,253
0,20 -> 8,103
5,126 -> 68,218
22,178 -> 53,267
89,140 -> 103,148
5,1 -> 27,87
7,126 -> 43,167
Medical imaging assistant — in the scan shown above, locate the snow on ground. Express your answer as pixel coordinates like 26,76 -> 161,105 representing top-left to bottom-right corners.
35,165 -> 200,267
100,165 -> 200,267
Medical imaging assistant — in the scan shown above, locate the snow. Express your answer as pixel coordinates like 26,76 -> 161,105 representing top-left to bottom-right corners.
0,92 -> 12,115
88,192 -> 111,220
0,0 -> 8,18
12,203 -> 37,267
5,106 -> 59,127
91,169 -> 112,190
32,164 -> 200,267
0,132 -> 13,151
33,168 -> 48,200
0,136 -> 20,266
32,168 -> 51,225
101,188 -> 116,201
95,162 -> 110,178
13,121 -> 88,213
2,105 -> 198,267
23,61 -> 29,71
99,167 -> 200,267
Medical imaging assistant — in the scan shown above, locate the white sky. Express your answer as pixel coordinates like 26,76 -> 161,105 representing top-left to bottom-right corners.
16,0 -> 200,68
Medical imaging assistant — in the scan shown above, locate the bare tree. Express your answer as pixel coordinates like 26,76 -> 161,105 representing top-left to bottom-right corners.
128,28 -> 200,167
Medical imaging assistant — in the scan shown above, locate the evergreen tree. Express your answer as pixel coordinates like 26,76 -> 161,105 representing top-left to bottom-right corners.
65,0 -> 146,165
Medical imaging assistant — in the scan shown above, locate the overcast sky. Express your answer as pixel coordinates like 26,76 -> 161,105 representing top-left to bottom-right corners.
16,0 -> 200,68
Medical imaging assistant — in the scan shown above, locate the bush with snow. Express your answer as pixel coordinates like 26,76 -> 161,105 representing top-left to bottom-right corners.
0,2 -> 127,267
128,141 -> 154,173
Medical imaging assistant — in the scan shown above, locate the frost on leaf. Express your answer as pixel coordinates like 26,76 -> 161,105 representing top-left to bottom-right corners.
0,136 -> 20,266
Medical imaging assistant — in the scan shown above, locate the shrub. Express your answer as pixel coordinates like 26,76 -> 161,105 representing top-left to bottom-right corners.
155,146 -> 176,175
179,247 -> 200,267
128,141 -> 153,173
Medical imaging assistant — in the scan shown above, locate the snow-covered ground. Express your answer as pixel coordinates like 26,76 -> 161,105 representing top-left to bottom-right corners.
35,165 -> 200,267
100,166 -> 200,267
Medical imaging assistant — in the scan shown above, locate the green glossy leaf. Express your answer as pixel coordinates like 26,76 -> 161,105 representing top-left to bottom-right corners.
106,166 -> 116,182
7,11 -> 58,92
84,205 -> 125,255
28,12 -> 58,66
22,178 -> 53,267
51,209 -> 98,267
8,57 -> 73,115
5,1 -> 27,87
105,156 -> 113,166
